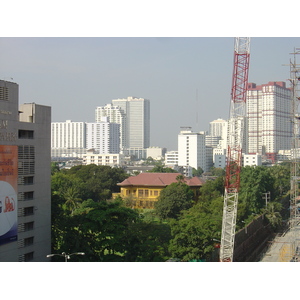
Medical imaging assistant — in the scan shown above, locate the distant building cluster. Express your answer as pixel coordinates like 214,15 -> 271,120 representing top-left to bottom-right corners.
51,81 -> 297,172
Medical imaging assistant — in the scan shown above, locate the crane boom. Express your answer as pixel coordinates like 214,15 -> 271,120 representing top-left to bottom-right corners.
220,37 -> 250,262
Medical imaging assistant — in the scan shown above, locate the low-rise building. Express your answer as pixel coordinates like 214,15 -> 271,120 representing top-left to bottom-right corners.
116,172 -> 204,209
83,149 -> 124,167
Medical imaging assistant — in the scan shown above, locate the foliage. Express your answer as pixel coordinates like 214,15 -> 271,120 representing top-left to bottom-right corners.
168,197 -> 223,261
50,162 -> 292,262
237,166 -> 275,223
122,222 -> 171,261
148,165 -> 177,173
268,164 -> 290,199
209,167 -> 225,177
57,164 -> 129,201
192,167 -> 204,177
262,202 -> 282,229
154,181 -> 194,220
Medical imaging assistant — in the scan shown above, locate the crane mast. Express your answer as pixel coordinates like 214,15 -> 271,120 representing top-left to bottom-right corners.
220,37 -> 250,262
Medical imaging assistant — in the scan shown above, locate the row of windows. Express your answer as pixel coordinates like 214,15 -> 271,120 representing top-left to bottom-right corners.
124,189 -> 159,197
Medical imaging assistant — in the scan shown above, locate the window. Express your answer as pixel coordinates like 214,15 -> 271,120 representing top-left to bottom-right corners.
24,237 -> 34,247
24,191 -> 34,200
24,176 -> 34,185
24,206 -> 34,216
24,221 -> 34,231
18,130 -> 34,139
24,252 -> 34,262
0,86 -> 8,101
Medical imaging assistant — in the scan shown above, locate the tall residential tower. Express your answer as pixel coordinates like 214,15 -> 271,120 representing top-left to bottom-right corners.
247,81 -> 292,162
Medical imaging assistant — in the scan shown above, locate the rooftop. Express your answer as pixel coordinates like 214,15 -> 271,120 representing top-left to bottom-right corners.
118,172 -> 205,187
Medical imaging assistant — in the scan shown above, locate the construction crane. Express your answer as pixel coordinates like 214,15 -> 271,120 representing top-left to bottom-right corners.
289,48 -> 300,241
220,37 -> 250,262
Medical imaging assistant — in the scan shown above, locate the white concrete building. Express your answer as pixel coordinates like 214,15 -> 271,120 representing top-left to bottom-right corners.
95,104 -> 126,150
51,120 -> 86,157
247,82 -> 292,163
82,149 -> 124,167
146,147 -> 166,160
178,127 -> 206,173
205,135 -> 222,148
165,150 -> 178,166
86,117 -> 120,154
213,148 -> 227,169
243,154 -> 262,167
209,118 -> 228,137
0,80 -> 51,262
112,97 -> 150,149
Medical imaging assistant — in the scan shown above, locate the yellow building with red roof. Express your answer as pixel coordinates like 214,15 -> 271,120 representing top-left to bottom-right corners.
115,173 -> 204,209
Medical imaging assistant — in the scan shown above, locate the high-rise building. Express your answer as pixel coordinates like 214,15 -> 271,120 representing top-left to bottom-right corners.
209,118 -> 228,137
177,127 -> 206,176
112,97 -> 150,149
247,81 -> 292,162
86,117 -> 120,154
95,104 -> 126,150
51,120 -> 86,157
0,80 -> 51,262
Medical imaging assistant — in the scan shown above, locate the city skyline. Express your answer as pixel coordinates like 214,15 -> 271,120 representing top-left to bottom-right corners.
1,37 -> 300,150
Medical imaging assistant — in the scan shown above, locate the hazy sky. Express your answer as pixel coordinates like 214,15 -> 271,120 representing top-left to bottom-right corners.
1,37 -> 300,150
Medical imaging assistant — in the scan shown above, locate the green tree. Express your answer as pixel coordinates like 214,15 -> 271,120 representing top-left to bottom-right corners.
192,167 -> 204,177
154,181 -> 194,220
122,222 -> 171,261
262,202 -> 282,229
238,166 -> 275,220
63,186 -> 82,214
168,197 -> 223,261
269,164 -> 290,199
148,165 -> 177,173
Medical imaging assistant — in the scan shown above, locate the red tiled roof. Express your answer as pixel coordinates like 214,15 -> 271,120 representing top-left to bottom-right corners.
118,173 -> 204,187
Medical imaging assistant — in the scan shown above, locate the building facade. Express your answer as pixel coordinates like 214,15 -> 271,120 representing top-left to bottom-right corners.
247,81 -> 292,163
86,117 -> 120,154
112,97 -> 150,149
95,104 -> 126,150
116,172 -> 204,209
209,118 -> 228,137
0,80 -> 51,262
82,149 -> 124,167
51,120 -> 86,157
178,128 -> 206,174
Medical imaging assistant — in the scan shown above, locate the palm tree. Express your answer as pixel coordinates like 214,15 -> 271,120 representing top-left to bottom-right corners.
63,186 -> 82,214
262,202 -> 282,229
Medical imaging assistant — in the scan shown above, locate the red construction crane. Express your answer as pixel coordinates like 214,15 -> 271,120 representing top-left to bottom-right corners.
220,37 -> 250,262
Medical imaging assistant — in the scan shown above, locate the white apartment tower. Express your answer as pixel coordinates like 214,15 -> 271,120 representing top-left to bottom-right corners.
209,118 -> 227,137
0,80 -> 51,262
112,97 -> 150,149
86,117 -> 120,154
95,104 -> 126,150
178,127 -> 206,174
247,81 -> 292,163
51,120 -> 86,157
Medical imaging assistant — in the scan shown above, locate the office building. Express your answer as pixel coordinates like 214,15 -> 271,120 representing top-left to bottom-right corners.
0,80 -> 51,262
247,81 -> 292,163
